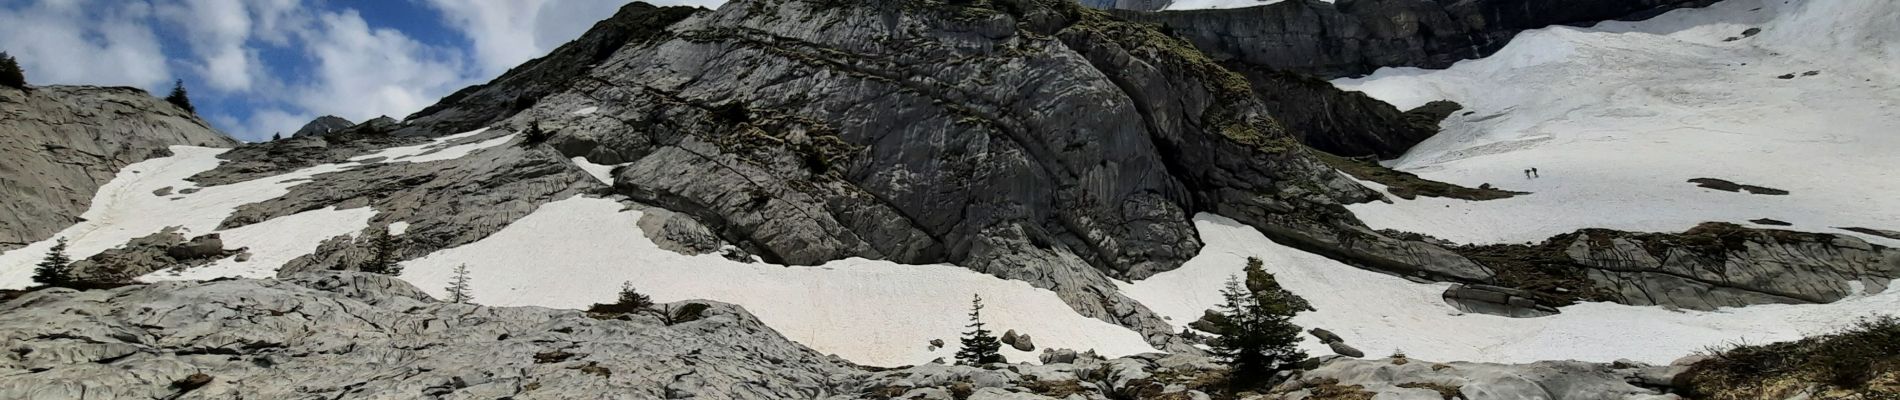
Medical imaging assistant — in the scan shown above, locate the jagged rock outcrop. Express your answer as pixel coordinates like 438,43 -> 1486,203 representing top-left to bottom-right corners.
1462,222 -> 1900,311
0,86 -> 235,251
65,228 -> 240,282
0,273 -> 856,398
289,115 -> 353,138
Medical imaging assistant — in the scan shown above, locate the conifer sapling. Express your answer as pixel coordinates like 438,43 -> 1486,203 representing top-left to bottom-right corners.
955,294 -> 1005,365
445,264 -> 473,303
33,238 -> 74,287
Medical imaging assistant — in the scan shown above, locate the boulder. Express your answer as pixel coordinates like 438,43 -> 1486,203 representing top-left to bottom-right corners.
1308,328 -> 1344,344
1040,348 -> 1078,364
166,234 -> 228,260
1329,341 -> 1366,358
1011,334 -> 1035,352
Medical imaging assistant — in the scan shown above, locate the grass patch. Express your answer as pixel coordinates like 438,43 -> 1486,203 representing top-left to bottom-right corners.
1680,316 -> 1900,399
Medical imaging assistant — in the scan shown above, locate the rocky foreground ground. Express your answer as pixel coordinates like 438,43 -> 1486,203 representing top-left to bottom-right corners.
1,273 -> 1700,399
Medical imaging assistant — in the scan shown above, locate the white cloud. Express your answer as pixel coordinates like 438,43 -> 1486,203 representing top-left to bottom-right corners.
272,9 -> 474,133
155,0 -> 261,91
1,0 -> 724,142
0,0 -> 172,91
425,0 -> 724,78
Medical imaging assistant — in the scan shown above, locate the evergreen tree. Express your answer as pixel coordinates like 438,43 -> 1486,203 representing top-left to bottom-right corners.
165,79 -> 194,113
520,122 -> 550,146
0,52 -> 25,89
271,132 -> 282,141
587,281 -> 654,314
617,281 -> 653,309
33,238 -> 73,287
359,229 -> 400,275
1200,257 -> 1308,388
955,294 -> 1004,365
445,264 -> 473,303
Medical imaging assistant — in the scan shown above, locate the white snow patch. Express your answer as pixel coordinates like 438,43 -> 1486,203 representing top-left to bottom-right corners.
570,157 -> 629,185
571,106 -> 599,116
396,195 -> 1159,367
1164,0 -> 1327,11
1121,214 -> 1900,365
0,147 -> 373,288
387,221 -> 411,236
143,206 -> 376,282
1331,0 -> 1900,245
350,128 -> 517,164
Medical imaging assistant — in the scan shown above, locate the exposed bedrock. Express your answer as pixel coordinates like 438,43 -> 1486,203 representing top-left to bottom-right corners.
0,273 -> 854,399
1461,222 -> 1900,312
0,273 -> 1696,399
0,86 -> 235,251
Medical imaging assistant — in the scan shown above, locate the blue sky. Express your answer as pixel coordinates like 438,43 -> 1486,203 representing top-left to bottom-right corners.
0,0 -> 723,142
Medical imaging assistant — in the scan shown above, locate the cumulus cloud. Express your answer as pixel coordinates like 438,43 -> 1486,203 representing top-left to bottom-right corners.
1,0 -> 722,142
0,0 -> 172,91
287,9 -> 474,125
425,0 -> 725,78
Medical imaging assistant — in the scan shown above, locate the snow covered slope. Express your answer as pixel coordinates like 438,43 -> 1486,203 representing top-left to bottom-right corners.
1333,0 -> 1900,246
394,195 -> 1158,367
1122,214 -> 1899,365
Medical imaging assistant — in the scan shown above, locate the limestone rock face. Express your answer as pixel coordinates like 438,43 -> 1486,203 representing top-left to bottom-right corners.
0,86 -> 235,251
0,273 -> 855,399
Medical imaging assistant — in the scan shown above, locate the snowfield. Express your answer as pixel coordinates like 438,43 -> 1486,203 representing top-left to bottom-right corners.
1122,214 -> 1900,365
394,195 -> 1159,367
1332,0 -> 1900,246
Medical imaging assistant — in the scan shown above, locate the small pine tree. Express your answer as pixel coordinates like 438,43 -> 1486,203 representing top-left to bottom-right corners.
617,281 -> 653,309
955,294 -> 1005,365
1201,257 -> 1308,388
359,230 -> 401,275
588,281 -> 654,314
165,79 -> 194,114
0,51 -> 25,89
271,132 -> 282,141
520,122 -> 550,146
33,238 -> 74,287
445,264 -> 473,303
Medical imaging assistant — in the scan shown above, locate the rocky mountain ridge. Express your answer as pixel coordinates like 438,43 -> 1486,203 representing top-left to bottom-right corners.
0,85 -> 235,252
